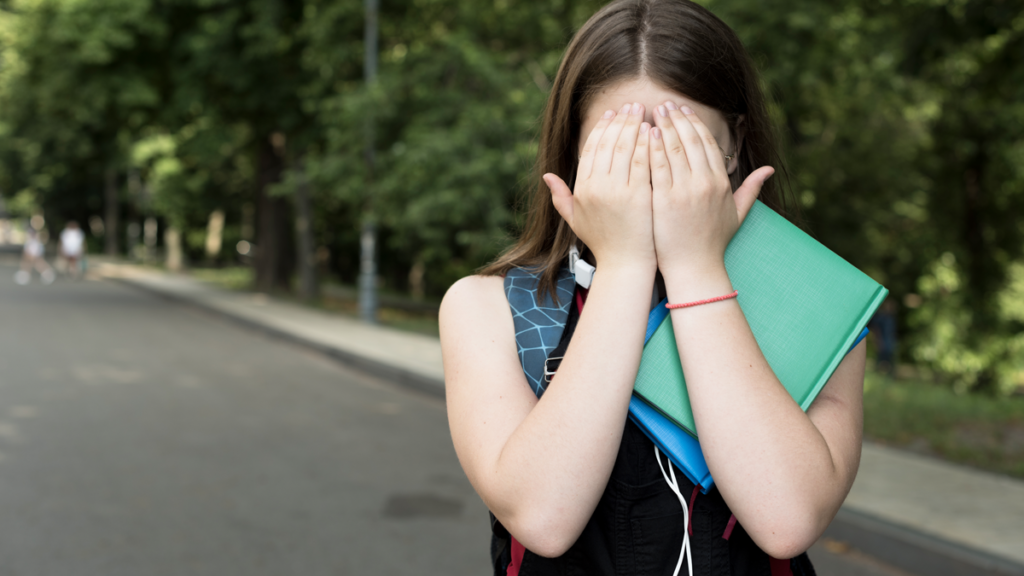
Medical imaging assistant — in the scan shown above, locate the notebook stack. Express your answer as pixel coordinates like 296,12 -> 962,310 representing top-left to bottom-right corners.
629,200 -> 887,491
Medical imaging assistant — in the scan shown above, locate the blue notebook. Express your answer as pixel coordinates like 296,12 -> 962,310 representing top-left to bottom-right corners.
627,300 -> 868,493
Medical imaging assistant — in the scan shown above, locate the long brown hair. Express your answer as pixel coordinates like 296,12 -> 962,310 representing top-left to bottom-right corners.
481,0 -> 792,300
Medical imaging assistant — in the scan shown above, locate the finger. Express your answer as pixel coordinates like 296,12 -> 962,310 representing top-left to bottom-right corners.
734,166 -> 775,223
666,102 -> 710,175
650,125 -> 672,192
629,121 -> 651,188
577,109 -> 616,180
612,103 -> 644,179
653,102 -> 690,182
594,103 -> 633,175
544,173 -> 574,226
678,105 -> 728,181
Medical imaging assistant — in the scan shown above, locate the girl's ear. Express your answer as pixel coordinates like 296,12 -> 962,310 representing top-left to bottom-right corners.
728,115 -> 746,175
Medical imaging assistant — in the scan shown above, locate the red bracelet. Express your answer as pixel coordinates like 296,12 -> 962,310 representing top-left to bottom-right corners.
665,290 -> 739,309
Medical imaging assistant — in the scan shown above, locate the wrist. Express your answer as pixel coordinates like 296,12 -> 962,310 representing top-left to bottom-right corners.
588,260 -> 657,296
593,255 -> 658,278
661,263 -> 733,304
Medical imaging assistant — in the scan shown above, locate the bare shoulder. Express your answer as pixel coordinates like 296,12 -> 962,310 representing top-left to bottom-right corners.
441,274 -> 506,317
441,274 -> 536,486
439,273 -> 520,377
439,274 -> 510,342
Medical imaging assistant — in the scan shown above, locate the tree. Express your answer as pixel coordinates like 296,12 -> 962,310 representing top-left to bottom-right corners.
0,0 -> 165,249
299,0 -> 606,294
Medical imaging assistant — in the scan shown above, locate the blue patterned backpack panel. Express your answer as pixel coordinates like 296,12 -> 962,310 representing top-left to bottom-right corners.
503,267 -> 575,397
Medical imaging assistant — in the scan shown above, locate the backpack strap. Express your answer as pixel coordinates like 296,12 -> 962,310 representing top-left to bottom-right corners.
503,266 -> 575,397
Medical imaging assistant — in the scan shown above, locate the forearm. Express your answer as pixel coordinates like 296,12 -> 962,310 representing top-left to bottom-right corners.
491,265 -> 653,551
664,266 -> 854,555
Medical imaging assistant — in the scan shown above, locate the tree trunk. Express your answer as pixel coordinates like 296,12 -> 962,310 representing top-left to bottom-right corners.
962,142 -> 995,304
165,227 -> 183,272
294,159 -> 317,300
204,209 -> 225,264
409,258 -> 425,301
104,167 -> 119,255
254,138 -> 294,293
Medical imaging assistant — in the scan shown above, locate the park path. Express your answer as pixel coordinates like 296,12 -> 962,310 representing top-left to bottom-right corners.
0,260 -> 489,575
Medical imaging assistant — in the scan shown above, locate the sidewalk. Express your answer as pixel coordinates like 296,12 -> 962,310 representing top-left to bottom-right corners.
92,261 -> 444,396
95,262 -> 1024,576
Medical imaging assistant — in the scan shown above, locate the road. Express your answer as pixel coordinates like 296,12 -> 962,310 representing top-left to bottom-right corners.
0,260 -> 914,575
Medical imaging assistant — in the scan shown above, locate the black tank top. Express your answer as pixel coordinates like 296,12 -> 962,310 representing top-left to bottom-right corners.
490,290 -> 818,576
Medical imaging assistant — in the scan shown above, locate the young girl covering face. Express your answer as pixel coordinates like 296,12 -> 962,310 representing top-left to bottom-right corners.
440,1 -> 866,574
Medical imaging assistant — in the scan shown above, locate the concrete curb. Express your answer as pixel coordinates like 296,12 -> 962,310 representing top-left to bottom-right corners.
109,276 -> 446,399
825,507 -> 1024,576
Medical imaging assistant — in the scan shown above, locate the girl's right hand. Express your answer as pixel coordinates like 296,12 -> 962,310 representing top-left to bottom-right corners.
544,103 -> 656,274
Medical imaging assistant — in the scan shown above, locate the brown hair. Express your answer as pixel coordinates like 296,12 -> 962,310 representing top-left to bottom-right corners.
481,0 -> 792,299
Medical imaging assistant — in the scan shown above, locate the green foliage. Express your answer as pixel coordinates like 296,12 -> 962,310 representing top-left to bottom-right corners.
0,0 -> 163,216
293,0 -> 604,291
4,189 -> 40,218
305,36 -> 549,290
910,253 -> 1024,394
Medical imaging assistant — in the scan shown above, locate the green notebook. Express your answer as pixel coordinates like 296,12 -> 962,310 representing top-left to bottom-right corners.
633,200 -> 888,438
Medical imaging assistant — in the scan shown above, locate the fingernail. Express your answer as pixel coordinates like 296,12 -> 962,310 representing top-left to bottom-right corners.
681,106 -> 694,115
631,102 -> 641,115
652,127 -> 662,140
603,110 -> 614,119
620,104 -> 631,114
640,122 -> 650,134
657,105 -> 667,117
665,101 -> 678,111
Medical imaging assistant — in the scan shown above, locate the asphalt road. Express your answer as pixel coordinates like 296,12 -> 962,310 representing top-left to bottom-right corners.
0,259 -> 916,575
0,263 -> 491,575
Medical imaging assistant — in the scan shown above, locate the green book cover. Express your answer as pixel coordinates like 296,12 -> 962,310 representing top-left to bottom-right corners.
633,200 -> 888,438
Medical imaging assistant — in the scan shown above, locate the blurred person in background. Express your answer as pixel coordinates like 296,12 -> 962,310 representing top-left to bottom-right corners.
59,220 -> 85,279
869,300 -> 898,377
15,226 -> 55,285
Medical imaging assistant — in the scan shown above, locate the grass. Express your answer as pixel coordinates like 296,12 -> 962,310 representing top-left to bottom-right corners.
863,370 -> 1024,479
186,266 -> 441,337
190,266 -> 254,291
316,293 -> 440,337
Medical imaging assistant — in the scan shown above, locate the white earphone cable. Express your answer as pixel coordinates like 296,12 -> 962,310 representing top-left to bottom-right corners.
655,446 -> 692,576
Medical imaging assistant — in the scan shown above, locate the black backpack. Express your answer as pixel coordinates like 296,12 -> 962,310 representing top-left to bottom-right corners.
489,266 -> 816,576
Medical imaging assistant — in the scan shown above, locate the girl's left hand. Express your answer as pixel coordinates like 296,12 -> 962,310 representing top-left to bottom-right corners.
650,101 -> 774,280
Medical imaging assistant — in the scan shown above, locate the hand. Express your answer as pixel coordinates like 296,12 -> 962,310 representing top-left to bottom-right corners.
650,101 -> 774,280
544,103 -> 657,274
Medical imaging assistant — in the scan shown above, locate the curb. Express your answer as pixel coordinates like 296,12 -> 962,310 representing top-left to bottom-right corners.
824,507 -> 1024,576
109,276 -> 446,399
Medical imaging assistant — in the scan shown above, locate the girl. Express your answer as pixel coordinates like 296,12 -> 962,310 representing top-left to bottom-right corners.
440,1 -> 865,574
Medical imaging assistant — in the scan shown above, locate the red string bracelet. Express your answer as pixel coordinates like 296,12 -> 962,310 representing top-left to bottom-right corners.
665,290 -> 738,309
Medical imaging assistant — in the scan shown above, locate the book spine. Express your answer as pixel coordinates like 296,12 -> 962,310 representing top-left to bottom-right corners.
799,286 -> 889,411
632,390 -> 699,438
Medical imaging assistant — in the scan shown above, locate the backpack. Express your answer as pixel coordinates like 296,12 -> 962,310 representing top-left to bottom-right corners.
490,266 -> 816,576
